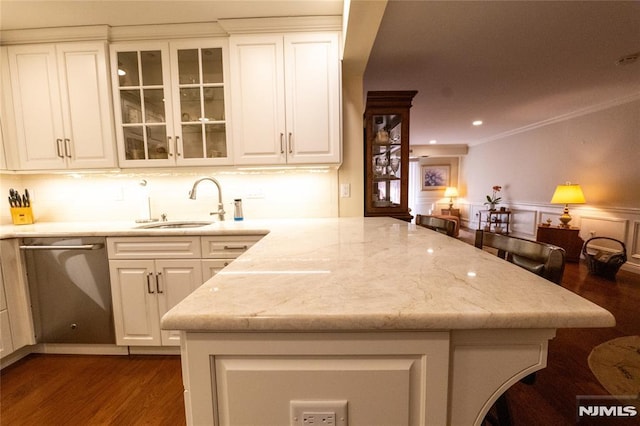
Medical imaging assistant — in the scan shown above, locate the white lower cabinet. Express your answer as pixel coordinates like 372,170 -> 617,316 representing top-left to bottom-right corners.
0,239 -> 36,361
109,258 -> 203,346
181,329 -> 556,426
182,332 -> 452,426
201,259 -> 231,281
0,266 -> 15,357
107,234 -> 263,347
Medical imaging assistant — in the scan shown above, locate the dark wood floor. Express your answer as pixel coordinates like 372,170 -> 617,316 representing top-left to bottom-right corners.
1,262 -> 638,425
0,354 -> 185,425
507,262 -> 640,426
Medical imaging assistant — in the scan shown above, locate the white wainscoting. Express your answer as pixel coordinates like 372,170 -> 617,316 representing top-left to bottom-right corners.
632,221 -> 640,263
414,201 -> 640,275
580,216 -> 628,242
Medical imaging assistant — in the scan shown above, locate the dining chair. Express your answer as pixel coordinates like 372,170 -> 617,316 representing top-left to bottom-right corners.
475,229 -> 566,425
474,229 -> 566,284
415,214 -> 457,237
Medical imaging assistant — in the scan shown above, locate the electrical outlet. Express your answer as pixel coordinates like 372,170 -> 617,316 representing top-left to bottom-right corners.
291,400 -> 348,426
246,188 -> 265,199
303,411 -> 336,425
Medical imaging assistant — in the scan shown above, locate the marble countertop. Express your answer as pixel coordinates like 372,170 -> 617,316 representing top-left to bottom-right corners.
0,219 -> 270,238
160,217 -> 615,332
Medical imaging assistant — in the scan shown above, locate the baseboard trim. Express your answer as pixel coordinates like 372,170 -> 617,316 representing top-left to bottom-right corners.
35,343 -> 129,355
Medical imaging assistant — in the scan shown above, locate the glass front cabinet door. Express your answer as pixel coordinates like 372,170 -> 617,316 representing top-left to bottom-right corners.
364,91 -> 417,221
110,40 -> 231,167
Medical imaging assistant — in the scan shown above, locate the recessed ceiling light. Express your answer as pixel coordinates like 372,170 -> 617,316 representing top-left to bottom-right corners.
429,139 -> 437,144
472,120 -> 483,126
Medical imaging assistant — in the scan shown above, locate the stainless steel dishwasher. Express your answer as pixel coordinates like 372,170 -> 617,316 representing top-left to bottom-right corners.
21,237 -> 115,344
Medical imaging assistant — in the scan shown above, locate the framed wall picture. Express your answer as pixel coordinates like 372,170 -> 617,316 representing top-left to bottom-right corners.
421,165 -> 450,191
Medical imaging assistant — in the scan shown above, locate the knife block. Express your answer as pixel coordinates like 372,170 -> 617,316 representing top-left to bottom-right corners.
10,206 -> 34,225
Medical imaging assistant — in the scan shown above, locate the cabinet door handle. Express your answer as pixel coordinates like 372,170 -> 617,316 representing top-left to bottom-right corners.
146,272 -> 155,294
64,139 -> 72,158
223,245 -> 248,250
56,139 -> 64,158
167,136 -> 174,157
156,272 -> 163,294
176,136 -> 181,157
288,132 -> 293,154
280,133 -> 284,154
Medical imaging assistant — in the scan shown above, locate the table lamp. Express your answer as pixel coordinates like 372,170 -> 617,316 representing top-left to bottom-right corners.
444,187 -> 459,210
550,183 -> 585,227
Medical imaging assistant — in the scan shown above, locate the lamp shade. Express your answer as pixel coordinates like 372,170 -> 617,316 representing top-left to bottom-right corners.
444,187 -> 459,198
550,184 -> 585,205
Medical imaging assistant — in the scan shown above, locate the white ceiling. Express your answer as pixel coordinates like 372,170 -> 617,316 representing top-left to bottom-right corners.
0,0 -> 343,30
364,1 -> 640,145
2,1 -> 639,147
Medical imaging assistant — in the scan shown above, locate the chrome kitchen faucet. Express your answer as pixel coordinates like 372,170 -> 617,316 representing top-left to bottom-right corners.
189,177 -> 226,221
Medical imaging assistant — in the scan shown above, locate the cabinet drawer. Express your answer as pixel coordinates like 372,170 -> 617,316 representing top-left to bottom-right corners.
107,237 -> 201,259
201,235 -> 263,259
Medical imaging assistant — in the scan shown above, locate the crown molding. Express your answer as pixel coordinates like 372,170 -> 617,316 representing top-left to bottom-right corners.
409,144 -> 469,158
471,92 -> 640,146
0,25 -> 110,45
0,17 -> 341,45
218,16 -> 341,34
108,22 -> 227,42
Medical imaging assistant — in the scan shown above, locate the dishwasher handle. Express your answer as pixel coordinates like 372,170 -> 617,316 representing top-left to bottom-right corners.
20,243 -> 105,251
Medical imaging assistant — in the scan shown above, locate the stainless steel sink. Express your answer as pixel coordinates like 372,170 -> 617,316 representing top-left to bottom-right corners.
135,220 -> 214,229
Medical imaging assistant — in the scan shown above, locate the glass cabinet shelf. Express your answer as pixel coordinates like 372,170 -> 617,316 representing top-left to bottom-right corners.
111,40 -> 231,166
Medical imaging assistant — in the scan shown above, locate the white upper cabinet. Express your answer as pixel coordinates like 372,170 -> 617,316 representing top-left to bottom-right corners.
7,42 -> 116,170
110,39 -> 232,167
230,32 -> 341,165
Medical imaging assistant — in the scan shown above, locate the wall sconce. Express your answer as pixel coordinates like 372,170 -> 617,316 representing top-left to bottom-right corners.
444,187 -> 459,209
550,182 -> 585,227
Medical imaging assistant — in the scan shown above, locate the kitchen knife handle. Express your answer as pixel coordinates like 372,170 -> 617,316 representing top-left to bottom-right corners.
56,139 -> 64,158
156,272 -> 163,294
146,273 -> 155,294
64,139 -> 72,158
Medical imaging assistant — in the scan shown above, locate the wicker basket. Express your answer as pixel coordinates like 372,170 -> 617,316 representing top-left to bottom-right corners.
582,237 -> 627,280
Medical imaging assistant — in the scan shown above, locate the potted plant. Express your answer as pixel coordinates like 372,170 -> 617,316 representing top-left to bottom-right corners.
484,186 -> 502,211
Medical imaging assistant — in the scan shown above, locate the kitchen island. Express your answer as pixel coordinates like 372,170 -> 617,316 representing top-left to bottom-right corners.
161,217 -> 614,426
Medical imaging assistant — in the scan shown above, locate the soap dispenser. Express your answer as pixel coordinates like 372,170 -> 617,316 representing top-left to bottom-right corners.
233,199 -> 243,221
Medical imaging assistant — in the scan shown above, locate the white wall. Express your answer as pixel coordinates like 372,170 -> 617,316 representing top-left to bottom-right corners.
461,99 -> 640,209
409,156 -> 460,216
458,99 -> 640,272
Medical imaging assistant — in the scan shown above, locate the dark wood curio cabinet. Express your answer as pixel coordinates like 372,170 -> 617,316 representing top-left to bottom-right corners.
364,90 -> 417,221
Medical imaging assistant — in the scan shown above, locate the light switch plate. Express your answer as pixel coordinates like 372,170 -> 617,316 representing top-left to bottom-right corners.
340,183 -> 350,198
